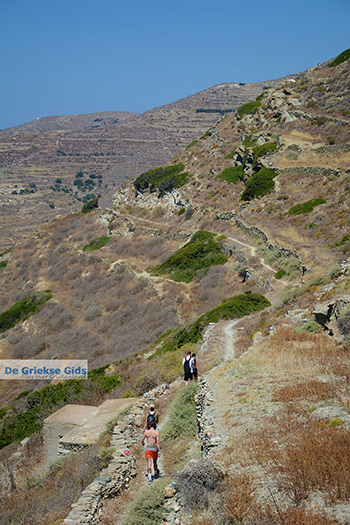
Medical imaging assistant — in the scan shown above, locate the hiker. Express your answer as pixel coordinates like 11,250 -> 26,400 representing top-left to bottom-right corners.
144,404 -> 159,431
190,352 -> 198,381
141,420 -> 160,484
183,350 -> 193,384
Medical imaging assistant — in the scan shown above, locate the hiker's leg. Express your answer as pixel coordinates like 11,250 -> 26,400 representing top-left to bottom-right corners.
147,457 -> 152,481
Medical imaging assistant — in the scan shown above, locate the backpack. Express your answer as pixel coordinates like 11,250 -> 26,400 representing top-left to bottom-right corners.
147,411 -> 157,429
184,357 -> 191,374
192,357 -> 197,371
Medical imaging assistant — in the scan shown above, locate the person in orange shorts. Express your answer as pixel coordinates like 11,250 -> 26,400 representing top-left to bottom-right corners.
141,419 -> 161,484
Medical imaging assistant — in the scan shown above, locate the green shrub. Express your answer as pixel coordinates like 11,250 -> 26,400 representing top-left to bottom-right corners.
236,100 -> 261,118
252,142 -> 278,157
123,478 -> 168,525
243,135 -> 258,148
83,236 -> 110,251
178,208 -> 185,215
328,49 -> 350,67
0,247 -> 12,257
152,292 -> 270,357
316,116 -> 327,126
0,407 -> 9,420
162,383 -> 197,442
121,389 -> 138,398
323,417 -> 343,427
333,234 -> 350,247
186,140 -> 198,149
0,290 -> 52,334
150,230 -> 228,283
81,197 -> 98,213
241,168 -> 277,201
0,260 -> 7,268
307,99 -> 317,108
14,389 -> 33,400
288,198 -> 326,215
134,164 -> 188,195
218,165 -> 244,183
296,321 -> 323,334
275,269 -> 286,279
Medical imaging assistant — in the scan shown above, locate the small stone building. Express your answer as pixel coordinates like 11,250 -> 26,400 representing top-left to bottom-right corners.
43,398 -> 138,468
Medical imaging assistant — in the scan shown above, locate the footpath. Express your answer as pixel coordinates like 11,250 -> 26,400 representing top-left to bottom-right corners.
62,384 -> 167,525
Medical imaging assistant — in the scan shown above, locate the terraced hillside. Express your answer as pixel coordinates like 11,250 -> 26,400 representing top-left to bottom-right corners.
0,77 -> 290,250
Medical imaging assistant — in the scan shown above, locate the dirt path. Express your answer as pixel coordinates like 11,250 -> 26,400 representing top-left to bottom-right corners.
106,211 -> 280,278
223,319 -> 240,361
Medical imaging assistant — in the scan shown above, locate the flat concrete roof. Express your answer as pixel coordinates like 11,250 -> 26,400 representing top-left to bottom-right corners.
44,404 -> 99,425
59,398 -> 138,445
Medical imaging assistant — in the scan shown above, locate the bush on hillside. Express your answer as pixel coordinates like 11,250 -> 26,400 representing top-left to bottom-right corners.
150,230 -> 228,282
288,198 -> 326,215
252,142 -> 278,157
81,197 -> 98,213
328,49 -> 350,67
0,290 -> 52,333
241,168 -> 277,201
186,139 -> 198,149
243,135 -> 258,148
176,459 -> 224,510
218,165 -> 244,183
236,100 -> 261,118
151,292 -> 270,357
275,269 -> 286,279
134,164 -> 189,195
82,236 -> 110,251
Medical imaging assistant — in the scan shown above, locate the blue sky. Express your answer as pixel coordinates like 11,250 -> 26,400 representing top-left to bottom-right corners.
0,0 -> 349,129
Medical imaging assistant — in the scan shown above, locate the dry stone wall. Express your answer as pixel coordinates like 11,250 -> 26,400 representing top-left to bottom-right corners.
235,211 -> 308,274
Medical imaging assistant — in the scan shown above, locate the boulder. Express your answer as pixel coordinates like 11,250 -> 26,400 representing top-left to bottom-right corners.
164,484 -> 177,499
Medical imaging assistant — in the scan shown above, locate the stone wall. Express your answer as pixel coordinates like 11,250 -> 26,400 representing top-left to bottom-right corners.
276,166 -> 340,178
235,212 -> 308,274
196,377 -> 222,457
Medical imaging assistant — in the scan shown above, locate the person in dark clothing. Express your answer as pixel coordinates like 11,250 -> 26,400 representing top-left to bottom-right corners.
190,352 -> 198,381
182,350 -> 193,384
144,404 -> 159,430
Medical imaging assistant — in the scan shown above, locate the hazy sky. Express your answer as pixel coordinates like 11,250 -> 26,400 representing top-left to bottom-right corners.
1,0 -> 349,129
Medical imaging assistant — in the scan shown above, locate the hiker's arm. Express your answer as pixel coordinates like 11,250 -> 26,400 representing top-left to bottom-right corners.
157,432 -> 161,456
141,431 -> 146,446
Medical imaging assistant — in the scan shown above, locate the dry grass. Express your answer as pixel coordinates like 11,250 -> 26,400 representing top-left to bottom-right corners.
251,408 -> 350,506
249,326 -> 349,377
223,471 -> 338,524
0,435 -> 112,524
272,379 -> 337,402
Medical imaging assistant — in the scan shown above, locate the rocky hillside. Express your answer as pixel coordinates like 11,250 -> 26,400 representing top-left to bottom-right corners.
0,76 -> 290,250
1,51 -> 350,524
